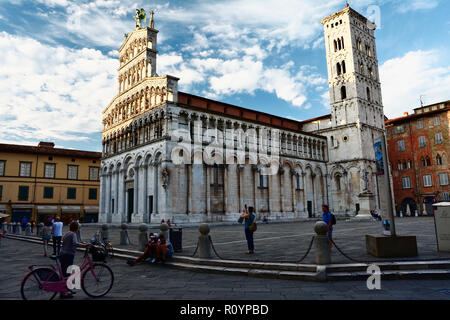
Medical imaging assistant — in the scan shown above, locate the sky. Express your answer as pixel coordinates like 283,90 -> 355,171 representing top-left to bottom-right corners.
0,0 -> 449,152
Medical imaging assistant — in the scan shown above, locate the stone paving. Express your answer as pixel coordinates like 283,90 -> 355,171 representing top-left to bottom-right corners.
70,217 -> 450,264
1,240 -> 450,300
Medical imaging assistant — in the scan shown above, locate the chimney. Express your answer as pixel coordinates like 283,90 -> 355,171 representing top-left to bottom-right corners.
403,112 -> 409,117
38,142 -> 55,148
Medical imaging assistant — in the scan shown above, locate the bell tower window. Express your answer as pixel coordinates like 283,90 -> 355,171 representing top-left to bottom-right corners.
341,86 -> 347,100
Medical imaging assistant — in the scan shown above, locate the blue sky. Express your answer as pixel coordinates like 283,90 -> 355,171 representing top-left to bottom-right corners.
0,0 -> 449,152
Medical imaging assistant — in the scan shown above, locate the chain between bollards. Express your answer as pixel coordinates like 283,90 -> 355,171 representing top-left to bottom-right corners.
295,235 -> 316,263
208,235 -> 225,260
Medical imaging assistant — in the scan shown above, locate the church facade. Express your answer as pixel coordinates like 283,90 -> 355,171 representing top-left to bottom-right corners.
99,6 -> 391,224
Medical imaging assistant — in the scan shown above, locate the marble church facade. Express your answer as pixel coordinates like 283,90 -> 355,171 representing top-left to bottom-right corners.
99,6 -> 390,224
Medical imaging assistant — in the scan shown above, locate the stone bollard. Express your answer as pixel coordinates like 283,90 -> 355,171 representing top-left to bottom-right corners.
197,223 -> 214,259
137,224 -> 149,251
36,222 -> 44,236
25,223 -> 32,236
101,224 -> 109,243
120,223 -> 130,245
76,221 -> 82,242
159,223 -> 169,242
314,221 -> 331,265
7,223 -> 12,233
15,222 -> 21,235
2,222 -> 7,232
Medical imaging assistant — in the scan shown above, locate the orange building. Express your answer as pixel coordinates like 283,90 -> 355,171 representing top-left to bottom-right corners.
385,100 -> 449,216
0,142 -> 102,224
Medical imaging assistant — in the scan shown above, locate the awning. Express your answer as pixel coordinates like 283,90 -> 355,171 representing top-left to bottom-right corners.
0,213 -> 9,218
37,206 -> 58,214
84,206 -> 99,214
11,204 -> 34,209
61,206 -> 81,213
0,205 -> 8,210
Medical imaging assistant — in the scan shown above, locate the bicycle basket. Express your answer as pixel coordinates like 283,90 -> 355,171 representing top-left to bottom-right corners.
36,268 -> 60,282
90,246 -> 107,262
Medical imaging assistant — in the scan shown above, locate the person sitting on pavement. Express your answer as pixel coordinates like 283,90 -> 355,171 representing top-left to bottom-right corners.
155,234 -> 174,263
127,233 -> 159,266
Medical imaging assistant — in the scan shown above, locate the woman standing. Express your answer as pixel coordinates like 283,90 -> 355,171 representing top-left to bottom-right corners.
240,205 -> 256,254
40,220 -> 53,257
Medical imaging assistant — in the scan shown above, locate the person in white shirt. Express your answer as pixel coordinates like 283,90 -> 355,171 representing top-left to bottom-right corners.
52,216 -> 63,256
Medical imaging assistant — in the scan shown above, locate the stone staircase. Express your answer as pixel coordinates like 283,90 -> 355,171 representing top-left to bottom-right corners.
5,233 -> 450,282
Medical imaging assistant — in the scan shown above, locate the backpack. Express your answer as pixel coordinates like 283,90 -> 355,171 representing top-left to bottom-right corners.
331,213 -> 337,225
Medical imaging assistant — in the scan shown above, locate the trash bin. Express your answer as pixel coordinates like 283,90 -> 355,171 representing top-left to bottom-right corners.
169,227 -> 182,252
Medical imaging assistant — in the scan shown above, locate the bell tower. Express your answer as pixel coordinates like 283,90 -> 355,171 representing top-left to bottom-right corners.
321,5 -> 385,162
117,12 -> 158,95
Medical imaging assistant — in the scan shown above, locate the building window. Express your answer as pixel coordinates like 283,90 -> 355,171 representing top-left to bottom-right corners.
397,161 -> 403,171
259,173 -> 268,188
435,133 -> 443,145
89,167 -> 100,181
434,117 -> 440,126
397,140 -> 405,152
44,163 -> 56,179
340,86 -> 347,100
394,125 -> 405,134
423,175 -> 433,187
43,187 -> 53,199
417,120 -> 423,129
426,156 -> 431,166
418,136 -> 426,148
336,62 -> 342,75
67,165 -> 78,180
436,154 -> 443,165
0,160 -> 5,176
67,187 -> 77,199
335,175 -> 341,191
439,173 -> 449,186
407,160 -> 411,169
89,188 -> 98,200
342,60 -> 346,74
402,177 -> 411,189
421,157 -> 426,167
443,192 -> 450,201
296,173 -> 302,190
19,162 -> 32,177
0,185 -> 2,201
18,186 -> 29,201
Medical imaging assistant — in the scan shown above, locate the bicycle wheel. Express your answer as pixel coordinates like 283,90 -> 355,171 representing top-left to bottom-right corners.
81,263 -> 114,298
20,268 -> 59,300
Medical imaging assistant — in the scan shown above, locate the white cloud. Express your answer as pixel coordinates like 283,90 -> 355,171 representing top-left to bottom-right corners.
380,49 -> 450,118
0,32 -> 117,143
395,0 -> 440,13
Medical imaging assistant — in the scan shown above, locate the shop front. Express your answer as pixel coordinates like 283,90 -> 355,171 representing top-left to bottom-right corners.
36,206 -> 58,223
61,206 -> 81,225
83,206 -> 99,223
11,205 -> 33,223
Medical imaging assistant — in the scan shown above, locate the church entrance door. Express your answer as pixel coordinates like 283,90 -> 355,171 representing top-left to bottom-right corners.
127,188 -> 134,223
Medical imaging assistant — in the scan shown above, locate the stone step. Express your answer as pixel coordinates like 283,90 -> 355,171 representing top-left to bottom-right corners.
5,234 -> 450,281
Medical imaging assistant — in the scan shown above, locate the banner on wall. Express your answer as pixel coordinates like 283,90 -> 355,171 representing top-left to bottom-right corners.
374,138 -> 384,175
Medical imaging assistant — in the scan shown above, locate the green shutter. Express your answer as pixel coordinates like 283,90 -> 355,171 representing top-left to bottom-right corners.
43,187 -> 53,199
18,186 -> 29,201
89,188 -> 97,200
67,187 -> 77,199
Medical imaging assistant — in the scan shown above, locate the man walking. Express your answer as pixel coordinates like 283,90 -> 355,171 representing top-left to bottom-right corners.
52,216 -> 63,256
322,205 -> 334,249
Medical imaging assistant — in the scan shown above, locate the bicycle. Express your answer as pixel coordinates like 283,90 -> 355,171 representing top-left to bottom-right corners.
91,232 -> 114,258
20,243 -> 114,300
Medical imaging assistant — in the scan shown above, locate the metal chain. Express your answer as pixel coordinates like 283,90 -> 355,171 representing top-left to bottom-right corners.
190,239 -> 199,257
330,239 -> 365,263
295,235 -> 316,263
208,235 -> 225,260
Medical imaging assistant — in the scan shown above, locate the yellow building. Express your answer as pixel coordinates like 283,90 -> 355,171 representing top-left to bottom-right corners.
0,142 -> 102,224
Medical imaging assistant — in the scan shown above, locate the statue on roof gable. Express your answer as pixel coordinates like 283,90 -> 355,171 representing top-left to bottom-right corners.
135,8 -> 146,29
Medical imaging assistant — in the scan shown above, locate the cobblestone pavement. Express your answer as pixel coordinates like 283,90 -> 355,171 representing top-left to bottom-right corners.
1,238 -> 450,300
69,217 -> 449,264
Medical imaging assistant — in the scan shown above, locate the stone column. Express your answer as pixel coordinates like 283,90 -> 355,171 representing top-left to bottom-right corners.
118,168 -> 126,222
99,171 -> 106,222
206,165 -> 211,218
143,163 -> 149,223
133,165 -> 139,219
